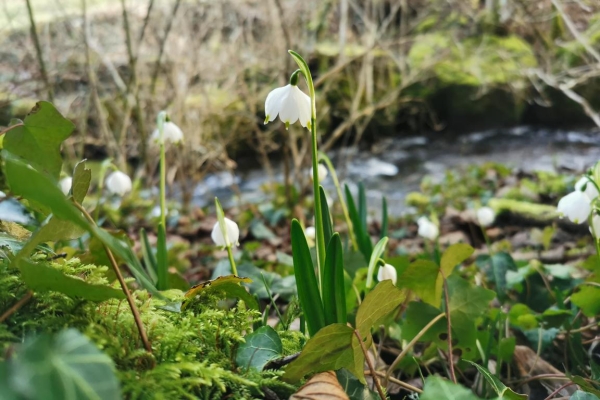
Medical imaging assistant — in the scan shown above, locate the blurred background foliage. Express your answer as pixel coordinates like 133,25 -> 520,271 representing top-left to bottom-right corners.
1,0 -> 600,201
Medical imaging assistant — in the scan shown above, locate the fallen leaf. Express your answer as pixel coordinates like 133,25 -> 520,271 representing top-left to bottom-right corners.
290,371 -> 349,400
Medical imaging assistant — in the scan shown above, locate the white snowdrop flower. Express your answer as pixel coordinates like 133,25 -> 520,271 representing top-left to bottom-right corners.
211,217 -> 240,248
377,263 -> 397,285
105,171 -> 132,196
304,226 -> 316,240
417,216 -> 439,240
476,207 -> 495,227
557,190 -> 591,224
264,84 -> 311,129
59,177 -> 72,196
590,214 -> 600,238
575,176 -> 599,200
310,164 -> 328,182
151,121 -> 184,144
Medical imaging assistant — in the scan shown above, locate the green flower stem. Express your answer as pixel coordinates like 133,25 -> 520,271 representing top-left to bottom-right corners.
289,50 -> 326,291
318,152 -> 358,251
226,245 -> 238,276
157,111 -> 167,229
588,212 -> 600,259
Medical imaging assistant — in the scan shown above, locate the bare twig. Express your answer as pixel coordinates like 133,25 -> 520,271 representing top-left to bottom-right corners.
150,0 -> 183,94
0,291 -> 33,323
367,370 -> 423,394
354,329 -> 387,400
25,0 -> 53,101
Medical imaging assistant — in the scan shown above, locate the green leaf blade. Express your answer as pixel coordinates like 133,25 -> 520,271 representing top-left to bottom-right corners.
323,233 -> 347,325
356,280 -> 406,339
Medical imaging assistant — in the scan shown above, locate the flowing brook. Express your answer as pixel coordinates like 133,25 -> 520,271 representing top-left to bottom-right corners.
191,127 -> 600,215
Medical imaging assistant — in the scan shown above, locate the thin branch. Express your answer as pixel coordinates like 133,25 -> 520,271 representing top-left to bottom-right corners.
0,291 -> 33,323
150,0 -> 183,94
367,370 -> 423,394
25,0 -> 53,101
73,201 -> 152,354
354,329 -> 387,400
551,0 -> 600,64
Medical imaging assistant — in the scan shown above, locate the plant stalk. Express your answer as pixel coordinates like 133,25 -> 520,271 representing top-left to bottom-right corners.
443,276 -> 457,384
226,245 -> 238,276
0,291 -> 33,323
73,201 -> 152,353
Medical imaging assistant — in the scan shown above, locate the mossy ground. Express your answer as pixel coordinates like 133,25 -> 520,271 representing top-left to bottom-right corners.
0,257 -> 303,399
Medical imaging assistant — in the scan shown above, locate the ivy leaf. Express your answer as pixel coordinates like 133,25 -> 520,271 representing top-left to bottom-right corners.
571,286 -> 600,317
336,369 -> 379,400
465,361 -> 527,399
399,243 -> 473,308
355,280 -> 406,338
0,329 -> 121,400
20,260 -> 125,302
3,101 -> 74,180
420,376 -> 481,400
284,323 -> 364,383
476,251 -> 517,300
236,326 -> 282,372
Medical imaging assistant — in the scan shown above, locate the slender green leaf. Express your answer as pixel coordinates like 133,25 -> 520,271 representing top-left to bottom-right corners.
284,323 -> 364,383
291,219 -> 325,336
288,50 -> 312,89
381,197 -> 388,239
465,361 -> 527,399
3,101 -> 74,180
323,233 -> 347,325
156,223 -> 168,290
140,228 -> 158,284
20,260 -> 125,301
365,236 -> 388,288
71,160 -> 91,204
0,329 -> 121,400
358,182 -> 367,230
236,326 -> 282,372
356,280 -> 406,339
345,184 -> 372,263
319,186 -> 333,249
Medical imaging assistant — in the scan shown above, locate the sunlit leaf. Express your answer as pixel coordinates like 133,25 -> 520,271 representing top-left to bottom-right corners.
571,286 -> 600,317
355,280 -> 406,339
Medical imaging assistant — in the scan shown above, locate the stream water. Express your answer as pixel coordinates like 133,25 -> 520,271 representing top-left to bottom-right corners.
191,126 -> 600,216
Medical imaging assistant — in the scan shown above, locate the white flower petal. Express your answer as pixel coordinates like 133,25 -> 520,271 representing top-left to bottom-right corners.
59,177 -> 72,196
292,85 -> 311,128
417,217 -> 439,240
590,214 -> 600,237
105,171 -> 132,196
278,88 -> 300,125
265,86 -> 288,123
575,176 -> 599,200
305,226 -> 316,240
476,207 -> 495,227
310,164 -> 328,182
557,190 -> 591,224
211,217 -> 240,247
377,264 -> 397,285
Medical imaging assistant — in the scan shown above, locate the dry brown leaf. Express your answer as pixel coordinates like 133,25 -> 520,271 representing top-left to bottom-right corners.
513,345 -> 577,397
289,371 -> 349,400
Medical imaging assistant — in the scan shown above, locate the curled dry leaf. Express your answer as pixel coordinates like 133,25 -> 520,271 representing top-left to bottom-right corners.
290,371 -> 349,400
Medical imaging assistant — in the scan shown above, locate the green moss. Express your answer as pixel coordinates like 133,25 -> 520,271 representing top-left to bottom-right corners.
0,258 -> 303,399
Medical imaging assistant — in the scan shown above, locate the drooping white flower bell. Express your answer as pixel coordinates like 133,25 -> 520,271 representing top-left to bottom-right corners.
310,164 -> 328,182
476,207 -> 495,227
575,176 -> 599,200
557,190 -> 591,224
417,216 -> 439,240
105,171 -> 132,196
304,226 -> 316,240
211,217 -> 240,248
151,121 -> 184,144
377,263 -> 397,285
264,84 -> 311,129
59,177 -> 72,196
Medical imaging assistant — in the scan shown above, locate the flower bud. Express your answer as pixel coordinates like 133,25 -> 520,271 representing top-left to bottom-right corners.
377,263 -> 397,285
417,216 -> 439,240
557,190 -> 591,224
105,171 -> 132,196
476,207 -> 495,227
59,177 -> 72,196
151,121 -> 184,144
304,226 -> 316,240
310,164 -> 328,182
211,217 -> 240,247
